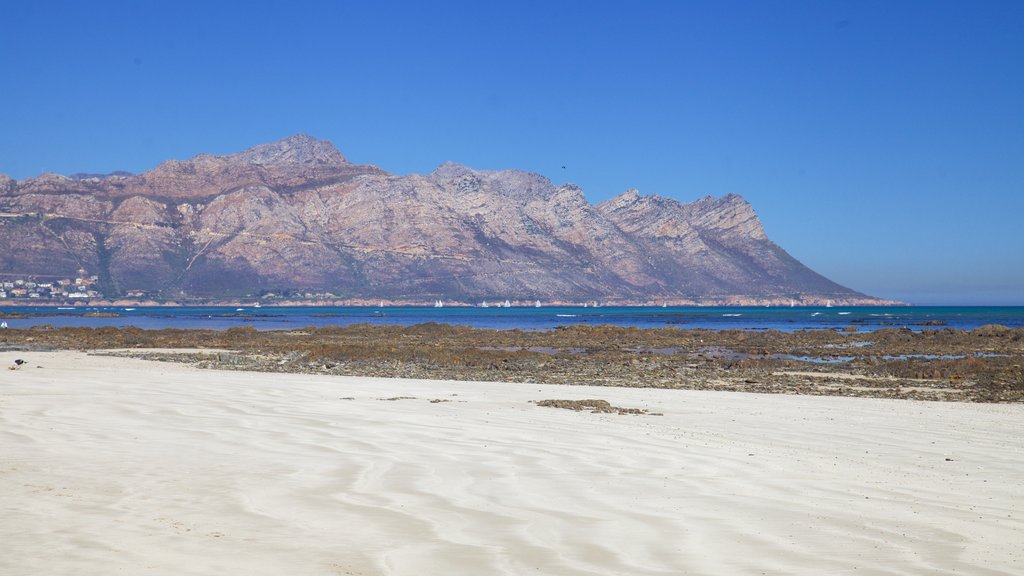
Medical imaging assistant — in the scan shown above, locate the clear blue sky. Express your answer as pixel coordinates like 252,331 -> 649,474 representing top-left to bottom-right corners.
2,1 -> 1022,304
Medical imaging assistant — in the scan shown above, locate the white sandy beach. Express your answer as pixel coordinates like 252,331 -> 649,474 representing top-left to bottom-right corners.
2,351 -> 1021,575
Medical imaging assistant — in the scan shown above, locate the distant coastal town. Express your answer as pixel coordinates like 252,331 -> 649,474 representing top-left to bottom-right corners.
0,270 -> 902,308
0,270 -> 110,302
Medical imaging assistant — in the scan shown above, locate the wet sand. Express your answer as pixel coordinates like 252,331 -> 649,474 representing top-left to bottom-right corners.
2,351 -> 1022,575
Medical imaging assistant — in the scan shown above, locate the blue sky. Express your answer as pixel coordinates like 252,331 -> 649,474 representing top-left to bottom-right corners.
2,1 -> 1022,304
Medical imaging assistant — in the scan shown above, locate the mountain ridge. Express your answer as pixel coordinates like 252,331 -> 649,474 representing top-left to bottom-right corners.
0,135 -> 897,305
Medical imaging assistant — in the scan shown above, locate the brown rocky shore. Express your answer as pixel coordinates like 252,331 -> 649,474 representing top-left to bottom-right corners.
4,324 -> 1021,402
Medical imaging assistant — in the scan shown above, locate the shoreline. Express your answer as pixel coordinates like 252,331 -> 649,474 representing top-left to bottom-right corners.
0,297 -> 907,308
2,351 -> 1021,575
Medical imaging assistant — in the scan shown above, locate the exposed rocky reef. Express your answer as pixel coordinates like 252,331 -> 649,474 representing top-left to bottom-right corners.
4,324 -> 1021,402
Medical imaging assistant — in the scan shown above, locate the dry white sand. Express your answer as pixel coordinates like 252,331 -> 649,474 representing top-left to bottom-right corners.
2,351 -> 1022,575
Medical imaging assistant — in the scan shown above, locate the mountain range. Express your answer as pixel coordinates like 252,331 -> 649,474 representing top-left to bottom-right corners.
0,134 -> 893,305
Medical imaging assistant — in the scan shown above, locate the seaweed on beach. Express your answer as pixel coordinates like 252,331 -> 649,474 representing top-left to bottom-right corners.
533,399 -> 650,415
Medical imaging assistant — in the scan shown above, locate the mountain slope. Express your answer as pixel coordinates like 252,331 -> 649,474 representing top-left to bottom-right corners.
0,135 -> 889,304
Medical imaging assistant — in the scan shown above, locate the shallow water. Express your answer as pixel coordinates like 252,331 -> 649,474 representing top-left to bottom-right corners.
771,354 -> 856,364
1,305 -> 1022,332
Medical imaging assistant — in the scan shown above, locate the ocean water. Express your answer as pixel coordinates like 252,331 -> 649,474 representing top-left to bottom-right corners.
1,305 -> 1023,332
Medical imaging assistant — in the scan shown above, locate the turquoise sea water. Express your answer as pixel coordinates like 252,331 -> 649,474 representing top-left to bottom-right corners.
1,305 -> 1023,332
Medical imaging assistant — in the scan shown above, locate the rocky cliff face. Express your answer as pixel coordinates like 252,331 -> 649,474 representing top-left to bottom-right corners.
0,135 -> 886,304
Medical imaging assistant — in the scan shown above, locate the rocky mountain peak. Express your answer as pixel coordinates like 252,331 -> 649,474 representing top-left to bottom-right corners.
598,189 -> 679,215
231,133 -> 347,166
431,161 -> 475,179
719,193 -> 752,209
431,163 -> 557,202
690,193 -> 767,241
599,188 -> 642,211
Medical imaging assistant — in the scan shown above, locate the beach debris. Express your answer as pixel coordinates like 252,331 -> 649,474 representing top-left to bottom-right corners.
378,396 -> 417,401
9,358 -> 27,370
533,399 -> 650,415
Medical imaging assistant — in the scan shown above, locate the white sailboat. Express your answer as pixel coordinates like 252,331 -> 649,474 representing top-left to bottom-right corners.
826,300 -> 832,308
380,300 -> 385,307
503,299 -> 511,308
481,301 -> 488,308
535,300 -> 541,308
434,299 -> 444,308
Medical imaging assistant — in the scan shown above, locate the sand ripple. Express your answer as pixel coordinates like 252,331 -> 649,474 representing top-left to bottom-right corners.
2,352 -> 1021,575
